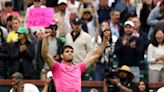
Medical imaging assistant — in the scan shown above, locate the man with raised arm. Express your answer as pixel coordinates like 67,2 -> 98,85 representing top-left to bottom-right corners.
39,29 -> 109,92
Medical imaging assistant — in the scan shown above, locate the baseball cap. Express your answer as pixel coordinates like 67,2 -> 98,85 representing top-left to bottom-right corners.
72,18 -> 81,25
124,20 -> 134,27
58,0 -> 67,5
17,27 -> 29,35
47,71 -> 53,78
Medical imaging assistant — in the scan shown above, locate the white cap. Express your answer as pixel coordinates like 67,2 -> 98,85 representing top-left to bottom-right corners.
124,20 -> 134,27
47,71 -> 53,78
157,87 -> 164,92
58,0 -> 67,5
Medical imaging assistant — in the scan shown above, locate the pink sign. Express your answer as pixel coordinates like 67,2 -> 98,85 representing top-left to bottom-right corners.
26,8 -> 55,27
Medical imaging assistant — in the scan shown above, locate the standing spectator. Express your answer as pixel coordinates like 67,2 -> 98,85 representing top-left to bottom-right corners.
140,0 -> 155,34
147,0 -> 164,39
93,21 -> 117,80
137,80 -> 149,92
0,1 -> 19,26
55,0 -> 69,37
109,9 -> 123,39
104,65 -> 139,92
147,22 -> 164,82
128,15 -> 149,70
65,18 -> 93,64
97,0 -> 111,24
115,20 -> 143,82
25,0 -> 46,34
0,28 -> 8,79
79,7 -> 99,38
114,0 -> 136,24
7,17 -> 21,43
8,27 -> 35,79
41,23 -> 65,80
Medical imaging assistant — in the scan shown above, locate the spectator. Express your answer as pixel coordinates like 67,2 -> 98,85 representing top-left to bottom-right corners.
40,28 -> 110,92
79,7 -> 99,38
90,88 -> 98,92
97,0 -> 111,24
147,0 -> 164,39
114,20 -> 143,82
128,15 -> 149,70
55,0 -> 69,37
25,0 -> 46,34
7,17 -> 21,43
10,72 -> 24,92
65,18 -> 93,64
157,87 -> 164,92
94,25 -> 116,81
137,80 -> 149,92
147,22 -> 164,82
41,23 -> 65,80
8,27 -> 35,79
104,65 -> 139,92
0,28 -> 8,79
114,0 -> 136,24
0,1 -> 19,26
140,0 -> 155,34
42,71 -> 56,92
109,9 -> 123,39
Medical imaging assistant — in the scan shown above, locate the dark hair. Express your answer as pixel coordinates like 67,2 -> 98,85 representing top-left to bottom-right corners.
150,22 -> 164,47
5,2 -> 12,7
110,8 -> 120,16
61,45 -> 73,54
0,28 -> 5,44
100,21 -> 113,44
48,79 -> 56,92
138,80 -> 149,92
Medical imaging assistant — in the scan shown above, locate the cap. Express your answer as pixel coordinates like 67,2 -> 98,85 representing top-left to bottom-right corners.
34,0 -> 41,2
124,20 -> 134,27
17,27 -> 29,35
118,65 -> 134,80
5,1 -> 12,7
47,71 -> 53,78
11,72 -> 24,80
48,22 -> 58,30
72,18 -> 81,25
58,0 -> 67,5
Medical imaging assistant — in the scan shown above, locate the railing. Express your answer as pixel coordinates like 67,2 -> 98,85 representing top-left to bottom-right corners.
0,80 -> 164,90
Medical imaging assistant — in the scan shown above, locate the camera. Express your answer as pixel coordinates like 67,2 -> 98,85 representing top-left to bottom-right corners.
104,65 -> 118,79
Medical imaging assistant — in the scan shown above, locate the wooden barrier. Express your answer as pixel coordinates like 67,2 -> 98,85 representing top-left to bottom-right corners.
0,80 -> 163,89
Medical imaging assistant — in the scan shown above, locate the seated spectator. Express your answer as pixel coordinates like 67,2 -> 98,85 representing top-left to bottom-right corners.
137,80 -> 149,92
104,65 -> 139,92
10,72 -> 39,92
42,71 -> 56,92
157,87 -> 164,92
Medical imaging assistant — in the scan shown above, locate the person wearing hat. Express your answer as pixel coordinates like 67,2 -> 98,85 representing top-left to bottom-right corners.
8,27 -> 35,79
104,65 -> 139,92
65,18 -> 93,64
55,0 -> 69,37
41,23 -> 65,80
115,20 -> 143,82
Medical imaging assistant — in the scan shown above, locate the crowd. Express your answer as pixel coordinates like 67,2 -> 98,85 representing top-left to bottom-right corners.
0,0 -> 164,92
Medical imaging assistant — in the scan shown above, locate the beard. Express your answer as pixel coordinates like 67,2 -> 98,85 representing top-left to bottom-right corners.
119,76 -> 128,82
